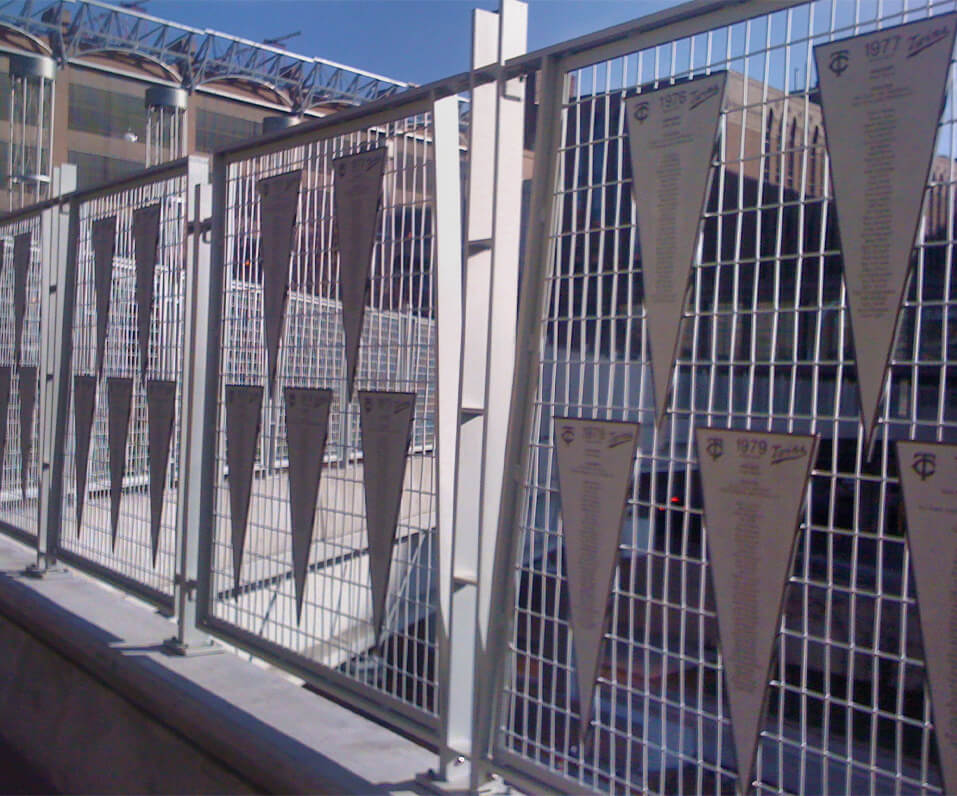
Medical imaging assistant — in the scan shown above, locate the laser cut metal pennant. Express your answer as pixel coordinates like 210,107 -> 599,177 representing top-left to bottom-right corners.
283,386 -> 333,622
92,216 -> 117,377
814,15 -> 957,448
147,379 -> 176,566
696,428 -> 817,795
107,377 -> 133,548
359,389 -> 414,641
335,149 -> 386,398
133,203 -> 162,380
257,170 -> 302,397
624,72 -> 727,428
225,384 -> 263,588
553,417 -> 639,742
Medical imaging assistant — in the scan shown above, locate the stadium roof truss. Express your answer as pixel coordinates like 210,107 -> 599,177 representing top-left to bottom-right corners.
0,0 -> 410,111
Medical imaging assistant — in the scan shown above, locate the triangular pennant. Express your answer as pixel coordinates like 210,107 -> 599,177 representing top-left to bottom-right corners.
553,417 -> 640,741
12,231 -> 31,367
107,377 -> 133,548
896,441 -> 957,796
334,149 -> 386,398
257,170 -> 302,397
0,366 -> 11,486
133,204 -> 162,380
283,387 -> 333,622
814,15 -> 957,448
92,216 -> 117,377
624,73 -> 727,428
225,384 -> 263,588
17,365 -> 36,498
696,428 -> 817,794
73,375 -> 97,532
147,379 -> 176,567
358,390 -> 414,640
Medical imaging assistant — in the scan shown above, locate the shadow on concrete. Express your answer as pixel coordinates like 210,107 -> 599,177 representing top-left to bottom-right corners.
0,734 -> 57,794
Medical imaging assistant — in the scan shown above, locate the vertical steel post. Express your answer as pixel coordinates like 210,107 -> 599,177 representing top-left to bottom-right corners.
432,0 -> 528,787
471,53 -> 565,787
165,155 -> 220,654
432,90 -> 466,783
33,164 -> 76,574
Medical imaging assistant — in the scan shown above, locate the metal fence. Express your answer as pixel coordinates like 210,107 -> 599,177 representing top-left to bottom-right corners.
197,93 -> 463,743
0,207 -> 44,540
56,159 -> 206,609
485,0 -> 956,793
0,1 -> 953,792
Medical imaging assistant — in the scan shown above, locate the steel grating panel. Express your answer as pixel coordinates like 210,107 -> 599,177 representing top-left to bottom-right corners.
59,172 -> 189,607
0,211 -> 43,538
495,0 -> 957,793
207,111 -> 441,730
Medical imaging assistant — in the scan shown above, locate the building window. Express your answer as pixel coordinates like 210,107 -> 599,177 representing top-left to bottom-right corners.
68,150 -> 142,189
195,109 -> 261,153
68,83 -> 146,140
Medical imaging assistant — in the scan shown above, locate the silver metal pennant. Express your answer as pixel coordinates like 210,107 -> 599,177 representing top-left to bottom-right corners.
146,379 -> 176,566
814,15 -> 957,449
283,386 -> 333,622
257,170 -> 302,397
553,417 -> 639,742
896,441 -> 957,796
334,148 -> 386,398
225,384 -> 263,588
133,203 -> 162,380
73,375 -> 97,533
12,231 -> 31,367
92,216 -> 117,378
696,428 -> 817,795
624,72 -> 727,428
17,365 -> 36,498
358,389 -> 414,641
107,377 -> 133,548
0,366 -> 10,489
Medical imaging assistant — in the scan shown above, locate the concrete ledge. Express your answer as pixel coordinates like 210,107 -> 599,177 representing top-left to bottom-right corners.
0,534 -> 433,794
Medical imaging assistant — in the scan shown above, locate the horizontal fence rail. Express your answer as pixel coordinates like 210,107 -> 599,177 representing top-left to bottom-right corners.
55,158 -> 206,610
199,93 -> 460,743
487,0 -> 957,794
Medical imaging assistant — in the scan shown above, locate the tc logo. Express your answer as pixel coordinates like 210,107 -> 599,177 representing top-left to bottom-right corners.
634,102 -> 649,123
829,49 -> 850,76
561,425 -> 576,446
911,452 -> 936,481
705,437 -> 723,461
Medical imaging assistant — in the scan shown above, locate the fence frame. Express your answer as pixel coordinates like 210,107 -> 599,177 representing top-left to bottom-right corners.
195,84 -> 469,749
474,0 -> 951,792
46,156 -> 209,615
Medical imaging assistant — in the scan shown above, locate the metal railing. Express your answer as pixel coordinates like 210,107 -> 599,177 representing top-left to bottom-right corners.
195,88 -> 464,745
482,0 -> 956,794
53,158 -> 206,610
0,203 -> 47,540
0,1 -> 952,793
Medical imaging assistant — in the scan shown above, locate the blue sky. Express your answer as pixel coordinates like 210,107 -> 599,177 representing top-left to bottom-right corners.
142,0 -> 677,84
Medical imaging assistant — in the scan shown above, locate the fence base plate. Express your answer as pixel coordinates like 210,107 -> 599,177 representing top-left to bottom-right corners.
162,636 -> 224,657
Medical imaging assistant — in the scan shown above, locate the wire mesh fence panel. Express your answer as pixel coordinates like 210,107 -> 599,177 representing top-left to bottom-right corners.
494,0 -> 956,793
207,108 -> 441,734
0,210 -> 44,538
58,170 -> 191,607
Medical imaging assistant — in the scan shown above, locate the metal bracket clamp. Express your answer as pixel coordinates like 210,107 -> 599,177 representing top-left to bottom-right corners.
186,217 -> 213,240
